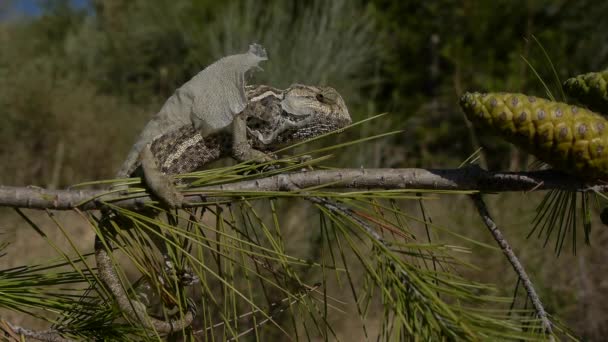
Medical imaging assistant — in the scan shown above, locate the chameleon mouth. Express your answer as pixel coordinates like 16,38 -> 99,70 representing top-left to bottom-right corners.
282,112 -> 311,122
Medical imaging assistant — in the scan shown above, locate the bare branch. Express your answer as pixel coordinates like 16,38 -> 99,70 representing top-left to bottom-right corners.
95,237 -> 195,333
470,194 -> 554,340
0,167 -> 599,211
282,176 -> 466,336
4,322 -> 74,342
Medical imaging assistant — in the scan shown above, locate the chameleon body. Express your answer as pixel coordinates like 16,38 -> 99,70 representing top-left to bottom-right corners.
115,44 -> 268,207
97,83 -> 351,333
460,92 -> 608,179
147,84 -> 351,175
563,70 -> 608,115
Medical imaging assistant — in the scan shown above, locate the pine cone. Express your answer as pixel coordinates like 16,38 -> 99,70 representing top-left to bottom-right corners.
563,70 -> 608,115
460,92 -> 608,179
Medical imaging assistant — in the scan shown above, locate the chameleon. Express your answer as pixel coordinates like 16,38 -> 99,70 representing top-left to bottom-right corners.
115,43 -> 269,208
96,83 -> 351,333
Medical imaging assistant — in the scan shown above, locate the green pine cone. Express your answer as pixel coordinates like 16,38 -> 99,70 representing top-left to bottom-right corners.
460,92 -> 608,179
563,70 -> 608,114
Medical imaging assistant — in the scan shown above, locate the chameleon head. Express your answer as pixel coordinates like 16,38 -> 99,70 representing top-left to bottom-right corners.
281,84 -> 351,124
247,84 -> 352,147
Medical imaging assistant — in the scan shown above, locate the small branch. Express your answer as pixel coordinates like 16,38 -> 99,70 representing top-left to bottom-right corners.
95,237 -> 195,333
470,194 -> 554,340
4,322 -> 74,342
276,175 -> 384,242
278,176 -> 453,334
0,168 -> 599,211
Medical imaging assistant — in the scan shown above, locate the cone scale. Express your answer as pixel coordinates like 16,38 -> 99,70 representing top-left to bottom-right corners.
563,70 -> 608,115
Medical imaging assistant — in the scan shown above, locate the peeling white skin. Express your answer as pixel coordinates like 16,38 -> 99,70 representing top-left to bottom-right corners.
189,44 -> 268,135
97,84 -> 351,331
149,84 -> 352,175
250,90 -> 284,102
116,43 -> 267,179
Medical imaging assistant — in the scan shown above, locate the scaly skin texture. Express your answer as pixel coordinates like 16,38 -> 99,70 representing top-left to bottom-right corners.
116,43 -> 268,182
460,92 -> 608,179
96,83 -> 351,334
146,84 -> 351,175
563,70 -> 608,115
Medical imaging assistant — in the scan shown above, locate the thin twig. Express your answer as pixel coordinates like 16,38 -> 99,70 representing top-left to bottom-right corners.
470,193 -> 554,340
276,176 -> 456,335
193,284 -> 320,340
94,236 -> 196,334
0,168 -> 598,211
276,174 -> 384,242
4,322 -> 74,342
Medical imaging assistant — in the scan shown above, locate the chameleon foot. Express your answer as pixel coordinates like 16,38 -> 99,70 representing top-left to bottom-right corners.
140,145 -> 186,208
232,142 -> 275,164
162,258 -> 199,287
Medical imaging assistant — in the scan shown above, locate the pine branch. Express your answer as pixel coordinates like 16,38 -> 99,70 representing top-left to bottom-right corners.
3,322 -> 74,342
471,193 -> 555,340
0,167 -> 600,211
94,237 -> 196,334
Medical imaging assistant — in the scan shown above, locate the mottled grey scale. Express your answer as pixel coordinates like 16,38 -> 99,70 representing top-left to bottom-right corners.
150,126 -> 226,175
137,84 -> 351,178
571,106 -> 579,115
559,127 -> 568,139
261,119 -> 341,147
555,108 -> 563,117
528,96 -> 536,103
510,97 -> 519,106
245,94 -> 283,136
537,109 -> 545,120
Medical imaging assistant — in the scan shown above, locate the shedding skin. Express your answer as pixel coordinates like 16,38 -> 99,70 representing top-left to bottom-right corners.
115,43 -> 269,208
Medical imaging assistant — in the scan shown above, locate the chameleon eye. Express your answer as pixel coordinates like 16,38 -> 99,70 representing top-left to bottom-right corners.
316,90 -> 338,104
